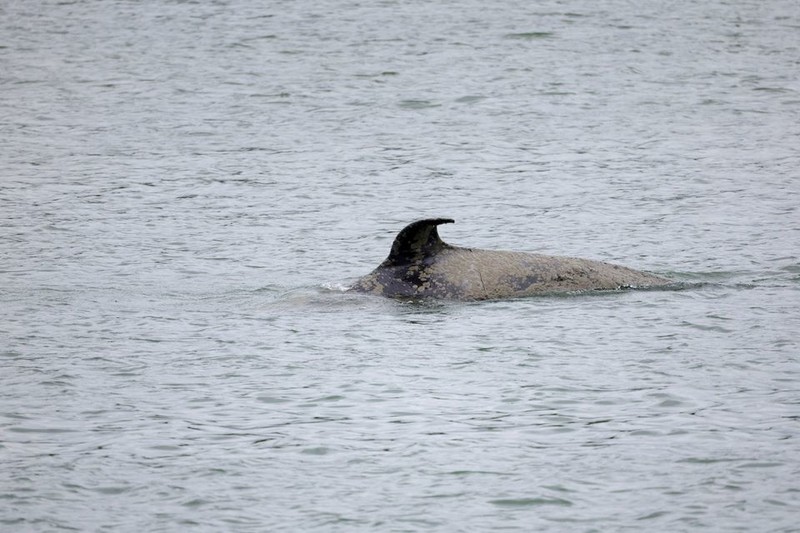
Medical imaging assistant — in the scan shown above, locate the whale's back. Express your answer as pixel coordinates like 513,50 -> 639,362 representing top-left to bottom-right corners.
349,219 -> 669,300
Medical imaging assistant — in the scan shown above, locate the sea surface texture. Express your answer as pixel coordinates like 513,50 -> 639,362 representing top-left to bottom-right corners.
2,0 -> 799,531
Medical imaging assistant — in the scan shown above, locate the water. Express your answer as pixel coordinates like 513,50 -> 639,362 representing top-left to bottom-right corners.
2,0 -> 799,531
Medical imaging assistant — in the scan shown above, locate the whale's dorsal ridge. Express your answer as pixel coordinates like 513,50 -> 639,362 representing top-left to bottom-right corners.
383,218 -> 455,266
351,218 -> 671,299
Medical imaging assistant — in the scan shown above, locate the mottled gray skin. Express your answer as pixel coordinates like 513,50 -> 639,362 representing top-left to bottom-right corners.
350,218 -> 669,300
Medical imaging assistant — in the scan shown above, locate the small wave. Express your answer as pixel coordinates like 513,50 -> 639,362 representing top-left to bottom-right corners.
490,496 -> 572,507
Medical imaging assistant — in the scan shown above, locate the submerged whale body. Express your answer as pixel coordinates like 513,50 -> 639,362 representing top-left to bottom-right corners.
350,218 -> 669,300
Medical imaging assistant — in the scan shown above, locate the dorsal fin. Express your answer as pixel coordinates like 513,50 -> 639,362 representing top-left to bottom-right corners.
382,218 -> 455,266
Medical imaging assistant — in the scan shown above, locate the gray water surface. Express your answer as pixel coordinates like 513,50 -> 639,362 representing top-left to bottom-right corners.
2,0 -> 799,531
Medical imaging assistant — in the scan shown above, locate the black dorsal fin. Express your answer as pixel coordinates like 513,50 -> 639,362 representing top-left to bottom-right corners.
382,218 -> 455,266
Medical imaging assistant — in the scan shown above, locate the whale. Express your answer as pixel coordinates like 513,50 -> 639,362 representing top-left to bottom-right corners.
349,218 -> 669,300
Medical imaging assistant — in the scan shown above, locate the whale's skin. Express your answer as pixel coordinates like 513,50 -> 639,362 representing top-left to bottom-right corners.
349,218 -> 669,300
